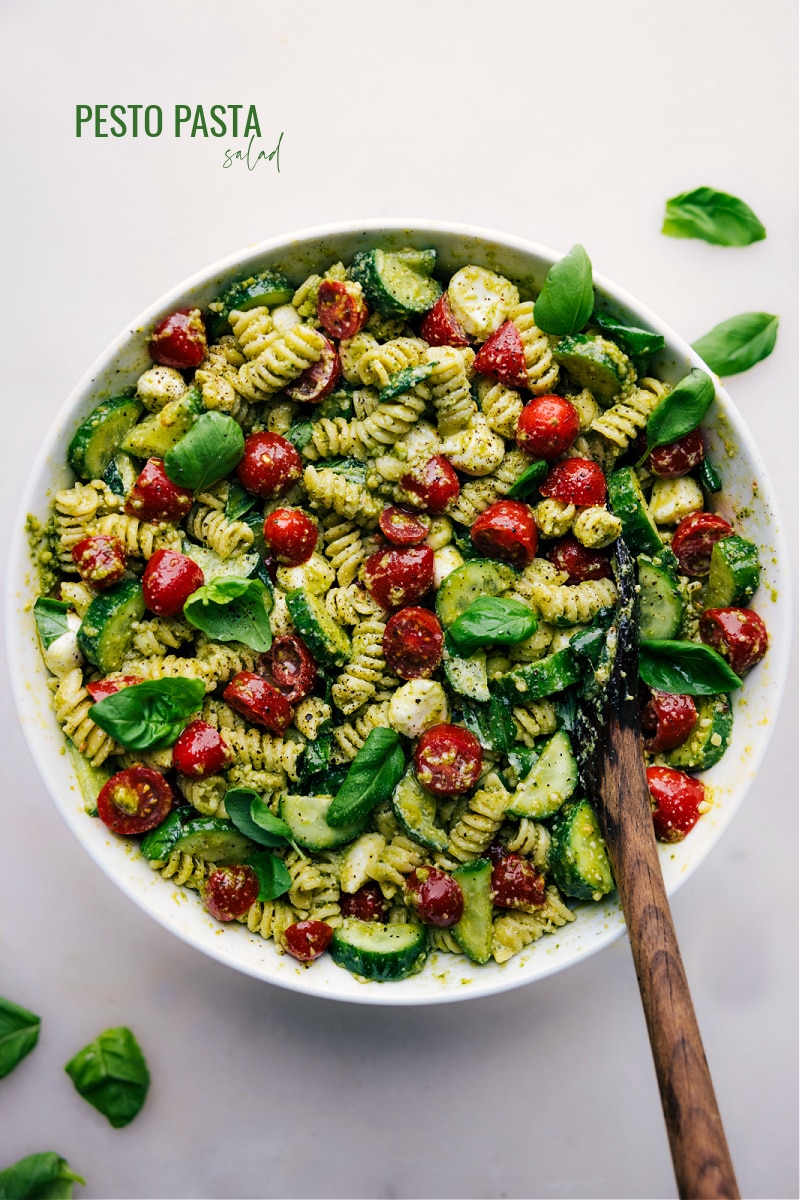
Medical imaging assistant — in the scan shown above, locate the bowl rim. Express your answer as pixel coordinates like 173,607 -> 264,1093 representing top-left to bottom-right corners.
6,217 -> 792,1006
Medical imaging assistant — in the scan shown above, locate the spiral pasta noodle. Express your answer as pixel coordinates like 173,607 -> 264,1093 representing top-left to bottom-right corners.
502,819 -> 551,869
449,448 -> 533,526
511,700 -> 559,747
426,346 -> 477,437
186,487 -> 254,559
572,506 -> 623,549
177,773 -> 228,817
586,377 -> 669,458
320,515 -> 376,587
235,325 -> 328,401
367,834 -> 427,898
227,307 -> 274,359
509,301 -> 560,394
512,559 -> 617,626
122,640 -> 257,692
130,616 -> 194,657
52,669 -> 119,766
491,887 -> 576,964
331,701 -> 392,762
303,465 -> 383,525
202,699 -> 304,781
304,384 -> 429,461
348,335 -> 428,389
53,480 -> 121,570
91,513 -> 182,560
476,378 -> 524,439
331,617 -> 387,715
437,772 -> 509,868
324,584 -> 383,627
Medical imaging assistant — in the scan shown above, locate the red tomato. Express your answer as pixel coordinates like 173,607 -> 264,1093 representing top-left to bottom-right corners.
363,545 -> 435,609
172,720 -> 231,778
414,723 -> 483,797
539,458 -> 607,507
97,767 -> 174,836
470,499 -> 538,569
142,549 -> 204,617
473,321 -> 528,390
125,458 -> 194,523
340,883 -> 388,922
316,279 -> 369,339
262,508 -> 318,566
85,675 -> 142,703
259,634 -> 317,702
699,607 -> 768,675
405,867 -> 464,927
516,395 -> 580,461
647,766 -> 706,843
203,865 -> 260,922
378,506 -> 429,546
284,920 -> 334,962
490,854 -> 546,911
236,432 -> 303,499
419,294 -> 470,348
223,671 -> 293,734
648,430 -> 705,478
640,689 -> 698,753
149,308 -> 207,369
548,535 -> 612,582
284,336 -> 341,403
383,607 -> 444,679
671,512 -> 734,576
71,535 -> 127,590
400,455 -> 460,515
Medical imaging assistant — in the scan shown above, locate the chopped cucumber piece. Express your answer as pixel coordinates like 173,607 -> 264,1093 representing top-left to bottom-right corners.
331,918 -> 428,981
699,457 -> 722,494
181,543 -> 259,582
550,799 -> 614,901
102,450 -> 139,497
76,580 -> 145,673
664,694 -> 733,771
505,731 -> 578,819
443,649 -> 490,702
279,793 -> 367,851
208,269 -> 294,338
435,560 -> 516,627
451,859 -> 493,964
67,743 -> 113,817
391,770 -> 448,853
492,649 -> 582,702
607,467 -> 664,556
350,248 -> 442,316
120,387 -> 203,458
705,536 -> 760,608
173,817 -> 257,864
140,810 -> 186,860
638,555 -> 684,640
285,589 -> 351,667
553,334 -> 635,404
67,396 -> 144,480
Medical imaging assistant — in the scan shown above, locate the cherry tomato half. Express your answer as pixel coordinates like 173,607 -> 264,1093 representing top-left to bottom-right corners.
142,548 -> 205,617
203,865 -> 260,921
400,455 -> 460,515
71,535 -> 127,590
648,430 -> 705,478
85,675 -> 142,703
259,634 -> 318,703
284,920 -> 334,962
473,320 -> 528,390
419,294 -> 470,348
284,336 -> 341,404
405,867 -> 464,927
262,508 -> 318,566
316,279 -> 369,340
236,432 -> 303,499
640,689 -> 698,753
172,720 -> 231,778
378,506 -> 429,546
539,458 -> 607,507
149,308 -> 207,369
97,767 -> 174,836
516,395 -> 580,461
699,607 -> 768,675
223,671 -> 294,734
647,765 -> 706,843
125,458 -> 194,524
548,535 -> 612,582
363,545 -> 435,609
671,512 -> 734,576
383,607 -> 444,679
470,499 -> 538,569
414,723 -> 483,797
490,854 -> 546,912
339,883 -> 388,922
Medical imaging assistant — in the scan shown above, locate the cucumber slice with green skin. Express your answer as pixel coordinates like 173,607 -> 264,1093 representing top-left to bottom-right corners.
550,799 -> 614,901
285,589 -> 351,667
331,918 -> 429,982
699,457 -> 722,494
350,248 -> 442,317
182,542 -> 259,582
638,554 -> 684,640
443,649 -> 490,701
140,810 -> 186,860
705,536 -> 760,608
173,817 -> 257,865
67,743 -> 113,817
120,388 -> 203,459
76,580 -> 145,673
67,396 -> 144,480
506,460 -> 549,499
663,694 -> 733,771
208,270 -> 294,338
505,730 -> 578,819
102,450 -> 140,497
491,648 -> 582,703
451,859 -> 493,964
435,560 -> 517,627
279,793 -> 367,852
391,770 -> 448,853
553,335 -> 635,404
607,467 -> 664,556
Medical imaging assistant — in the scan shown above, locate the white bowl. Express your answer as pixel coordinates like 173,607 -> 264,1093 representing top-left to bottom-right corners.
6,219 -> 790,1006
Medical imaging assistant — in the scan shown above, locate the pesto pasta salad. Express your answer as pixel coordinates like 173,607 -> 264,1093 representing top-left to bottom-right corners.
30,245 -> 769,982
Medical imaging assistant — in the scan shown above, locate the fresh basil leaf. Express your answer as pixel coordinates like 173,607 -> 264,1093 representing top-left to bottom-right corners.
447,597 -> 538,656
450,526 -> 482,562
326,728 -> 406,827
0,1152 -> 85,1200
691,312 -> 779,377
505,460 -> 549,499
458,693 -> 516,754
301,763 -> 349,797
164,412 -> 245,491
64,1027 -> 150,1129
639,639 -> 742,695
645,368 -> 715,453
699,457 -> 722,494
225,480 -> 257,522
89,678 -> 205,751
139,811 -> 186,861
591,311 -> 665,373
0,997 -> 40,1080
285,421 -> 313,451
246,851 -> 292,901
554,686 -> 579,735
314,457 -> 367,485
378,363 -> 434,403
314,385 -> 354,421
662,187 -> 766,247
226,789 -> 291,849
533,244 -> 594,335
506,745 -> 538,785
183,576 -> 273,652
33,598 -> 71,651
297,719 -> 332,790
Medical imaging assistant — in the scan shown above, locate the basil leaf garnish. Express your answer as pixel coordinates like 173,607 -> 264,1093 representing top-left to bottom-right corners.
639,639 -> 743,695
314,457 -> 367,485
450,526 -> 483,561
89,678 -> 205,750
32,598 -> 71,650
226,788 -> 291,849
0,996 -> 41,1080
326,728 -> 406,827
458,693 -> 516,754
246,851 -> 292,901
64,1027 -> 150,1129
378,363 -> 434,403
505,460 -> 549,499
692,312 -> 779,377
662,187 -> 766,246
225,480 -> 257,522
297,719 -> 332,790
139,810 -> 186,861
645,368 -> 715,453
0,1152 -> 85,1200
315,385 -> 354,421
447,597 -> 538,655
533,244 -> 594,335
285,421 -> 313,450
183,576 -> 273,652
164,412 -> 245,491
506,745 -> 538,784
591,311 -> 665,373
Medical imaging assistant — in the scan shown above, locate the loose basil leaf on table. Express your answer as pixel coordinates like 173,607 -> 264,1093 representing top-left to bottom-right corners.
164,412 -> 245,491
225,480 -> 258,523
89,678 -> 205,751
64,1027 -> 150,1129
139,811 -> 186,861
644,368 -> 715,454
226,788 -> 292,849
0,996 -> 41,1079
639,639 -> 743,695
183,576 -> 273,652
661,186 -> 767,246
533,243 -> 594,336
591,311 -> 665,373
326,728 -> 406,827
459,693 -> 516,754
692,312 -> 779,377
32,598 -> 71,650
0,1152 -> 85,1200
246,851 -> 292,901
505,459 -> 549,499
446,597 -> 538,656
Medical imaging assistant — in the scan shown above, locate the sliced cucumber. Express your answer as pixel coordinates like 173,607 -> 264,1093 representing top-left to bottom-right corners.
607,467 -> 663,556
67,743 -> 112,817
451,859 -> 493,964
435,559 -> 517,627
443,649 -> 490,702
638,554 -> 684,640
553,335 -> 634,404
208,269 -> 294,338
505,731 -> 578,819
705,536 -> 760,608
663,694 -> 733,771
550,799 -> 614,901
391,770 -> 448,853
699,457 -> 722,494
77,580 -> 145,673
492,648 -> 582,703
67,396 -> 144,480
279,793 -> 367,851
331,918 -> 428,981
173,817 -> 257,865
350,248 -> 442,317
140,810 -> 186,860
182,542 -> 259,582
285,589 -> 351,667
102,450 -> 140,497
120,387 -> 203,459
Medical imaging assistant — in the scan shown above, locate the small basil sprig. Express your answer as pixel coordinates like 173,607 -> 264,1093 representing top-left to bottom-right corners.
459,693 -> 516,754
225,480 -> 258,522
447,597 -> 538,656
246,851 -> 292,901
639,639 -> 742,695
533,244 -> 594,335
379,363 -> 433,403
164,412 -> 245,491
183,576 -> 273,652
0,1152 -> 85,1199
506,460 -> 548,499
314,457 -> 367,484
326,728 -> 406,827
644,368 -> 715,455
285,421 -> 313,451
591,311 -> 665,373
225,788 -> 293,849
662,187 -> 766,246
692,312 -> 779,377
64,1027 -> 150,1129
33,598 -> 71,650
89,678 -> 205,751
297,718 -> 332,790
315,386 -> 354,421
0,996 -> 41,1079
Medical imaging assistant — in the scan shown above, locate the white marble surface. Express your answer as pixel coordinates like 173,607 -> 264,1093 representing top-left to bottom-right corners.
0,2 -> 797,1197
